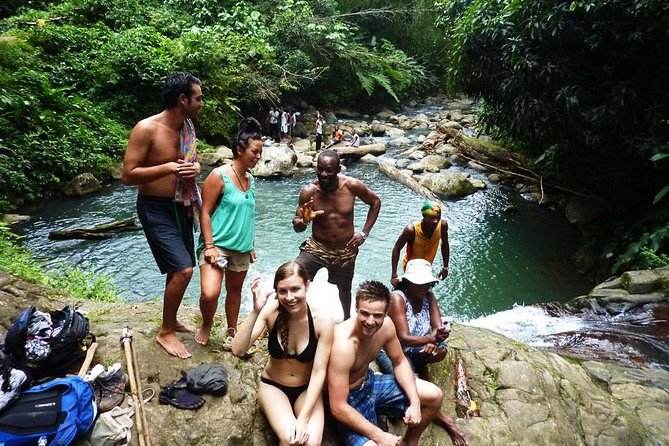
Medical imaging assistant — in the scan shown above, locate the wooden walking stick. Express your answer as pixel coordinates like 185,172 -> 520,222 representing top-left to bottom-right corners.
77,342 -> 99,377
122,328 -> 146,446
130,333 -> 152,446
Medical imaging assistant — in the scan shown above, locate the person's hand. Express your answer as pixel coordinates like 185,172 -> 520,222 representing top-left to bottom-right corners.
176,159 -> 199,179
346,232 -> 366,251
288,418 -> 309,445
435,322 -> 452,341
438,266 -> 449,280
373,431 -> 402,446
298,197 -> 324,224
250,277 -> 273,313
251,248 -> 257,263
390,276 -> 400,287
203,246 -> 219,265
420,342 -> 439,356
403,402 -> 421,426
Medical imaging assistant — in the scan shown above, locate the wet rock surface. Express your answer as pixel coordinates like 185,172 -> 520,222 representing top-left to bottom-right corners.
2,269 -> 668,445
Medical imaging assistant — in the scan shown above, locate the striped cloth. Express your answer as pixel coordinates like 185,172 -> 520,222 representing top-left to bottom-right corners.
174,118 -> 202,230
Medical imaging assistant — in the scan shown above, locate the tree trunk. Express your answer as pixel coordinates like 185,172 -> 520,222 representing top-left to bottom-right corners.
377,161 -> 443,205
49,216 -> 140,240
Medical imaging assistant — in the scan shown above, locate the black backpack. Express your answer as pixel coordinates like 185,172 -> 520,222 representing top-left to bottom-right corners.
1,306 -> 94,380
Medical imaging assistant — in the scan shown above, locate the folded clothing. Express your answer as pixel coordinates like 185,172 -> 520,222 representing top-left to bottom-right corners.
184,363 -> 228,396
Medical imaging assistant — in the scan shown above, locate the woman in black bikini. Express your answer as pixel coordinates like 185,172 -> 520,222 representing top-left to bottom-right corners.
232,262 -> 334,446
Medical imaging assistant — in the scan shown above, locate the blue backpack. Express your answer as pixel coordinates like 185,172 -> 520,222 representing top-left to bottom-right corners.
0,376 -> 96,446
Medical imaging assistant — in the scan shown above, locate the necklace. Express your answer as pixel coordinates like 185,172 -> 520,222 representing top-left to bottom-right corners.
231,164 -> 249,199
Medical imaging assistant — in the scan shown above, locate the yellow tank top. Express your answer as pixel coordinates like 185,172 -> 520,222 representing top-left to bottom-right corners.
402,220 -> 442,270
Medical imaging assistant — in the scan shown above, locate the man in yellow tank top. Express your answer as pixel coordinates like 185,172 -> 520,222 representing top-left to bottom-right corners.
390,201 -> 450,287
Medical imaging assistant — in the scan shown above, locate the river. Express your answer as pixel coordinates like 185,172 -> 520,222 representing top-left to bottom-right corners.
31,107 -> 669,368
17,155 -> 589,321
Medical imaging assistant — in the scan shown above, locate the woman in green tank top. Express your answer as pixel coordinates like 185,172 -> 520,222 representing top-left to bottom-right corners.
195,118 -> 263,347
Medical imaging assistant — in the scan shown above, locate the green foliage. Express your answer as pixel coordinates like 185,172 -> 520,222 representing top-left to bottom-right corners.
438,0 -> 669,205
1,0 -> 430,212
611,223 -> 669,273
0,223 -> 118,301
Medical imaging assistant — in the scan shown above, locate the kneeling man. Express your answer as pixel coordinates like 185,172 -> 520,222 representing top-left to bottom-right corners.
327,280 -> 443,446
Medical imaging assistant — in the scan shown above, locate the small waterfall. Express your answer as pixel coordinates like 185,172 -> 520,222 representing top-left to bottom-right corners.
466,301 -> 669,370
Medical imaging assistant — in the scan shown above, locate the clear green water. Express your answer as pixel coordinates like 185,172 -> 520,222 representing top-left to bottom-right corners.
17,161 -> 590,321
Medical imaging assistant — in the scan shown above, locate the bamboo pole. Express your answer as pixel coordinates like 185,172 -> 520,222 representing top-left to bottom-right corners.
130,335 -> 151,446
122,328 -> 146,446
77,342 -> 98,377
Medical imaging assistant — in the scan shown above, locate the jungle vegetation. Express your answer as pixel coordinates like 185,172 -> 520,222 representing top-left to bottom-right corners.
1,0 -> 667,274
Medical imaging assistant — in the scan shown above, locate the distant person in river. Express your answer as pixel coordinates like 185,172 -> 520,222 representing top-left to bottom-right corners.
292,150 -> 381,320
122,71 -> 203,359
232,262 -> 334,446
315,113 -> 325,152
375,260 -> 468,446
346,130 -> 360,148
195,118 -> 262,348
281,109 -> 290,140
269,108 -> 280,142
390,200 -> 450,287
323,126 -> 343,150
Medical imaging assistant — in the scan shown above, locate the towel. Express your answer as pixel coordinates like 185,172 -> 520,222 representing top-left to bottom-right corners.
174,118 -> 202,231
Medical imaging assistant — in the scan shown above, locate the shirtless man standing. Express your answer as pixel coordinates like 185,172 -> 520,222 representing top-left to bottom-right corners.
292,150 -> 381,319
122,72 -> 203,359
327,280 -> 444,446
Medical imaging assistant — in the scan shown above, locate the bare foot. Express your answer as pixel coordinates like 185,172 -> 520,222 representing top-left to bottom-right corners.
436,412 -> 469,446
175,320 -> 196,333
156,331 -> 191,359
195,327 -> 211,346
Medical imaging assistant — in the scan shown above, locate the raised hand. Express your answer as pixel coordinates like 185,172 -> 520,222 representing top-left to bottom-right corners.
250,277 -> 273,313
298,197 -> 324,224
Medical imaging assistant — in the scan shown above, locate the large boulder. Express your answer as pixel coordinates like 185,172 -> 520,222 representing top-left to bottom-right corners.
250,145 -> 297,177
565,197 -> 605,225
1,214 -> 30,225
291,138 -> 312,153
110,163 -> 123,180
419,172 -> 477,197
385,127 -> 406,138
198,145 -> 234,166
293,122 -> 309,138
61,173 -> 101,197
369,122 -> 387,136
407,155 -> 452,173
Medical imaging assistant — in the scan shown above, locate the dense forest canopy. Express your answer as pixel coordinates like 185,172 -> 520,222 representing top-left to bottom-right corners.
0,0 -> 667,273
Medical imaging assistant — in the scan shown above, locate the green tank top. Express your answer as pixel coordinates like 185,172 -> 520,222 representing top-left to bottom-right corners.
197,168 -> 256,256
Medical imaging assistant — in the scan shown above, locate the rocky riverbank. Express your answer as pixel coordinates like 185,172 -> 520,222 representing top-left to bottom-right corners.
1,269 -> 667,446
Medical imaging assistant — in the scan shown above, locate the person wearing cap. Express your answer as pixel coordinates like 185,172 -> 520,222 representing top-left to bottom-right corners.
390,200 -> 449,287
377,259 -> 450,377
376,259 -> 468,446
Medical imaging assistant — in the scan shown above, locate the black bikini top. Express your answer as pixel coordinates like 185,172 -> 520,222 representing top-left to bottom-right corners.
268,304 -> 317,363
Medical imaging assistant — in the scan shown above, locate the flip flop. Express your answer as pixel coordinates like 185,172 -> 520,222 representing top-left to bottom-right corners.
159,384 -> 205,410
221,336 -> 234,352
237,342 -> 258,360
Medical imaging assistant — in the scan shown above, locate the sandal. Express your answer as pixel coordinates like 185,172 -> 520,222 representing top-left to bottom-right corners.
158,384 -> 205,410
221,328 -> 237,352
221,336 -> 234,352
